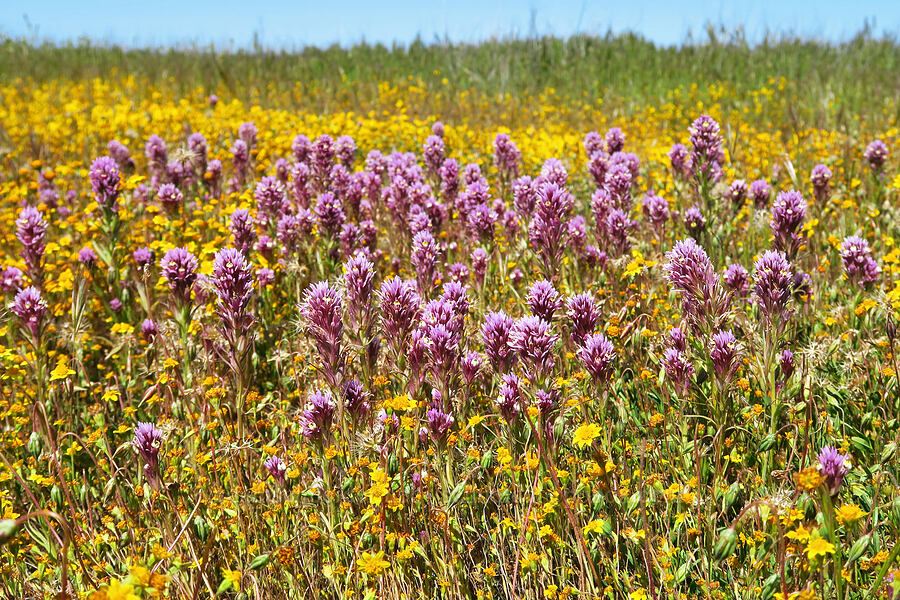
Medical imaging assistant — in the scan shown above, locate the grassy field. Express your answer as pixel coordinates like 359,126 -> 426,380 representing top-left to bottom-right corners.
1,31 -> 900,600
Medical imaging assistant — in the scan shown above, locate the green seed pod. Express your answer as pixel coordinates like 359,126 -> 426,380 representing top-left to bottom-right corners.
480,450 -> 493,469
758,434 -> 777,452
193,515 -> 209,542
28,431 -> 43,458
387,455 -> 399,476
0,519 -> 20,547
712,527 -> 738,561
50,485 -> 63,508
846,534 -> 871,564
723,482 -> 740,510
592,491 -> 604,513
761,574 -> 780,600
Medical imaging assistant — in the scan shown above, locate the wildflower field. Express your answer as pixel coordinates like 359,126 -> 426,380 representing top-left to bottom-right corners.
2,34 -> 900,600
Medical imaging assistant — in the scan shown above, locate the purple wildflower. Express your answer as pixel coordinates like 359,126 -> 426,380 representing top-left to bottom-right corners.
864,140 -> 888,173
662,348 -> 694,394
817,446 -> 851,495
0,266 -> 24,293
17,206 -> 48,281
481,311 -> 517,373
567,293 -> 601,347
211,247 -> 256,346
496,373 -> 522,423
156,183 -> 183,213
578,333 -> 616,385
378,277 -> 422,356
160,248 -> 199,304
299,390 -> 336,442
12,286 -> 48,340
89,156 -> 121,212
750,179 -> 771,209
840,235 -> 880,288
426,405 -> 455,444
810,164 -> 832,202
710,330 -> 740,383
723,263 -> 750,297
529,182 -> 574,277
770,190 -> 807,256
684,204 -> 707,238
527,280 -> 563,321
133,422 -> 163,485
229,209 -> 257,257
752,250 -> 793,328
510,316 -> 558,377
300,282 -> 345,386
642,191 -> 669,231
264,456 -> 287,486
141,318 -> 159,342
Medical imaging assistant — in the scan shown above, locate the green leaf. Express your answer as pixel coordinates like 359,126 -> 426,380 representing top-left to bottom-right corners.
447,481 -> 466,508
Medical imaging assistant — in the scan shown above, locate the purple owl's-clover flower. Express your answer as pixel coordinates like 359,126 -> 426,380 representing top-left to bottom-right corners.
662,347 -> 695,395
817,446 -> 851,495
264,456 -> 287,486
411,230 -> 440,292
424,135 -> 445,178
344,252 -> 375,331
605,127 -> 625,153
667,143 -> 691,180
255,175 -> 287,221
528,181 -> 574,278
526,280 -> 563,322
12,286 -> 48,341
752,250 -> 793,329
78,247 -> 97,268
133,247 -> 153,270
710,330 -> 741,384
688,114 -> 723,185
664,238 -> 728,332
107,139 -> 135,172
229,209 -> 257,257
1,267 -> 25,294
684,205 -> 707,238
160,248 -> 199,305
141,318 -> 159,342
779,349 -> 795,382
840,235 -> 880,288
723,264 -> 750,298
133,422 -> 163,487
750,179 -> 771,209
378,277 -> 422,358
482,311 -> 517,374
493,132 -> 521,182
89,156 -> 121,213
17,206 -> 48,283
579,333 -> 615,385
770,190 -> 807,257
510,316 -> 558,377
567,293 -> 601,348
728,179 -> 749,209
211,248 -> 256,350
343,378 -> 371,420
145,134 -> 168,172
300,282 -> 345,387
496,373 -> 523,423
810,164 -> 832,203
299,390 -> 336,442
642,191 -> 669,232
156,183 -> 183,213
864,140 -> 889,174
426,405 -> 455,444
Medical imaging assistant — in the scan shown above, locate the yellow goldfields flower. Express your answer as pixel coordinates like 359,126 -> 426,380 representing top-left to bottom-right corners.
357,551 -> 390,575
572,423 -> 601,448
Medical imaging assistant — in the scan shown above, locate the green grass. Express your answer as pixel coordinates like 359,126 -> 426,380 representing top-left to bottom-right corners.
3,27 -> 900,124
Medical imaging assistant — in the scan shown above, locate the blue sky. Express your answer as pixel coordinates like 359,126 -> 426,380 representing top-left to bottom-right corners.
2,0 -> 898,49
